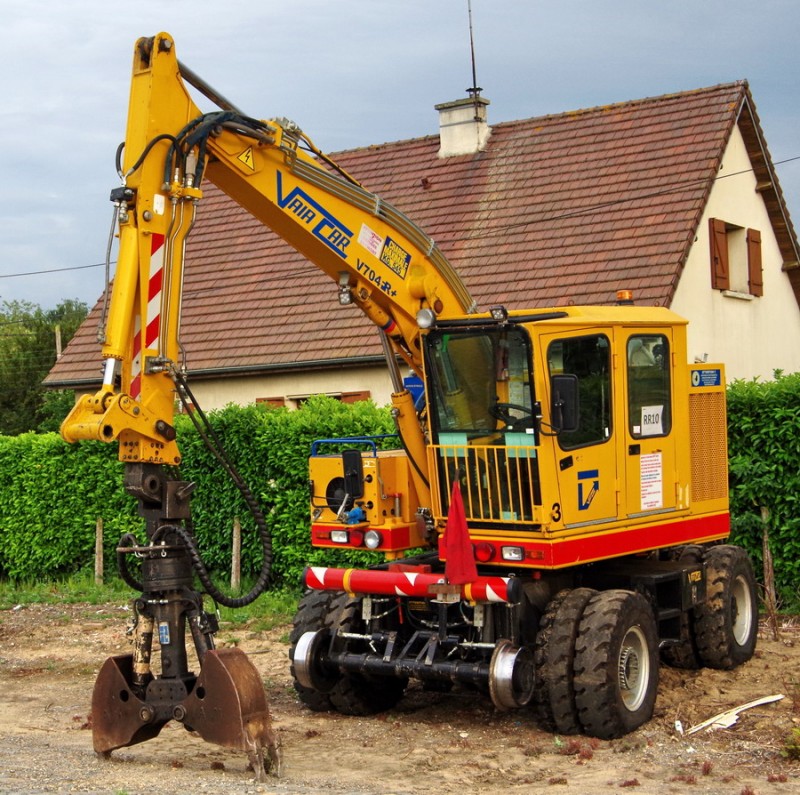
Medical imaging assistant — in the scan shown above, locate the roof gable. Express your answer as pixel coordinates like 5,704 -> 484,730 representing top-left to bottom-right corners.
48,81 -> 798,386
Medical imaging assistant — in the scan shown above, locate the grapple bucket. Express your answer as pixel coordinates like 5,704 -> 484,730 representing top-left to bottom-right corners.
183,648 -> 279,775
91,649 -> 279,779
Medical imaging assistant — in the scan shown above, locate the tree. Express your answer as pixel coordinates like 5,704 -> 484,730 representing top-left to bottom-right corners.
0,299 -> 88,435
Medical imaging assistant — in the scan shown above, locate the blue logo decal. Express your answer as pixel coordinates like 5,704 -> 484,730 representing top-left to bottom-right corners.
158,621 -> 171,645
578,469 -> 599,511
277,171 -> 353,259
691,368 -> 722,388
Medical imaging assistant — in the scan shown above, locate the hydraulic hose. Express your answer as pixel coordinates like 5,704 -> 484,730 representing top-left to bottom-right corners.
164,368 -> 273,608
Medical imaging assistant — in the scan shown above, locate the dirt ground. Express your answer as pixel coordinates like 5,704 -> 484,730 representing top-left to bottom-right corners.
1,602 -> 799,795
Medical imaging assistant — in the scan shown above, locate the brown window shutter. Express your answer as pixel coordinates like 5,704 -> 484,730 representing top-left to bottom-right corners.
747,228 -> 763,296
341,390 -> 371,404
709,218 -> 730,290
256,396 -> 286,408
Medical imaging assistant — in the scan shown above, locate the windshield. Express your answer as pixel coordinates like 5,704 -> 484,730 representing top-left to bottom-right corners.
426,326 -> 535,439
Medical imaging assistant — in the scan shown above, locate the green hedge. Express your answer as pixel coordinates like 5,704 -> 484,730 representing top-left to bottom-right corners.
0,435 -> 139,579
1,379 -> 799,603
727,372 -> 800,604
0,395 -> 393,588
175,396 -> 395,587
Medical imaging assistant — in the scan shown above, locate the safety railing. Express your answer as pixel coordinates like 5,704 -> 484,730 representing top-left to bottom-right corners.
429,442 -> 539,524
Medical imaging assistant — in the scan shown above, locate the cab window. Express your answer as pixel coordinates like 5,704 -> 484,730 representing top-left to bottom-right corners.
627,334 -> 671,437
547,335 -> 612,449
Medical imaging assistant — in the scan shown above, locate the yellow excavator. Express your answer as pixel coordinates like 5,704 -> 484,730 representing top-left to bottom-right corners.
62,33 -> 757,775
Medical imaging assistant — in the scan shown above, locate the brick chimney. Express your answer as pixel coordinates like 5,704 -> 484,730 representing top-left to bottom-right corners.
435,91 -> 491,157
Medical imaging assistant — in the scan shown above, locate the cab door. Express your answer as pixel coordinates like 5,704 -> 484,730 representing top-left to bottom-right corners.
623,330 -> 678,516
543,331 -> 618,528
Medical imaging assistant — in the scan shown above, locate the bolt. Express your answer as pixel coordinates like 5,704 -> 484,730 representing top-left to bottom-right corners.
139,705 -> 155,723
172,705 -> 187,722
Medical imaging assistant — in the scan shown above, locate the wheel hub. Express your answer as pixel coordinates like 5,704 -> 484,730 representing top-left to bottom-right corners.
731,574 -> 753,645
618,645 -> 641,691
617,626 -> 649,712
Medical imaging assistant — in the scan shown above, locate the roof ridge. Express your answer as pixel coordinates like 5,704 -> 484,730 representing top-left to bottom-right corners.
494,80 -> 749,130
331,132 -> 439,157
330,82 -> 749,157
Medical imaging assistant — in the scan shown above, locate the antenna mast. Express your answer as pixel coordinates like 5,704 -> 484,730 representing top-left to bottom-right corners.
467,0 -> 482,119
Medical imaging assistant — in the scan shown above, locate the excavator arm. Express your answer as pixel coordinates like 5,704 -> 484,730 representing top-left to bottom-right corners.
57,32 -> 477,770
62,32 -> 474,482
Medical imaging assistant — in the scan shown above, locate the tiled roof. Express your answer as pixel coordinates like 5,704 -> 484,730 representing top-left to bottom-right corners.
47,81 -> 798,386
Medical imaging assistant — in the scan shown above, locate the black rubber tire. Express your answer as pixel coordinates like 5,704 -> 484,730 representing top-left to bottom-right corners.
573,590 -> 659,739
694,545 -> 758,670
288,589 -> 345,711
328,596 -> 408,716
660,545 -> 705,670
532,587 -> 596,734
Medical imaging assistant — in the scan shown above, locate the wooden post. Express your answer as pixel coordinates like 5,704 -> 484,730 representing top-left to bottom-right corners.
760,506 -> 780,642
95,517 -> 104,585
231,516 -> 241,594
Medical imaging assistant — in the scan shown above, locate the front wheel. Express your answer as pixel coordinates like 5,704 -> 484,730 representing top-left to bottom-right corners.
328,596 -> 408,715
573,590 -> 659,739
532,587 -> 596,734
694,545 -> 758,669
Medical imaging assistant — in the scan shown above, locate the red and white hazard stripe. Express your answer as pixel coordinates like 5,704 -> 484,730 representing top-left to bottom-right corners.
304,566 -> 520,604
130,233 -> 165,398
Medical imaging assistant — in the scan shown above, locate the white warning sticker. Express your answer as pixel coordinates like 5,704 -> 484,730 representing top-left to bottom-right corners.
358,224 -> 383,257
640,452 -> 663,510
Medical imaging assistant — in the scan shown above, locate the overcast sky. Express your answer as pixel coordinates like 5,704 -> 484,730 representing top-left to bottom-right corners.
1,0 -> 798,311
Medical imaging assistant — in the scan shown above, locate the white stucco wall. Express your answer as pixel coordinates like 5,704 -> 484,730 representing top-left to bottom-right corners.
671,125 -> 800,380
183,363 -> 395,411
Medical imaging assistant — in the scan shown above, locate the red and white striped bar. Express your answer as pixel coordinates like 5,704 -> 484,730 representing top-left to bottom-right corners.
131,233 -> 166,399
304,566 -> 521,604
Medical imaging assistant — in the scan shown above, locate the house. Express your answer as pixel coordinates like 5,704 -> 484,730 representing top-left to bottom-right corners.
46,81 -> 800,408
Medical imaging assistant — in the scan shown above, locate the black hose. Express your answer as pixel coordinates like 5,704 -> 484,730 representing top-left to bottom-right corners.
116,134 -> 177,181
170,369 -> 273,608
117,532 -> 144,591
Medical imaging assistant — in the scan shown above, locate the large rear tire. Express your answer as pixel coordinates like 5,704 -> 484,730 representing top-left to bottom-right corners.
694,545 -> 758,669
533,587 -> 596,734
573,590 -> 659,739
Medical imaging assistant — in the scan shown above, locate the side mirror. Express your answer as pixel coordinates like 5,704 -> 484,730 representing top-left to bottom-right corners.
551,374 -> 579,433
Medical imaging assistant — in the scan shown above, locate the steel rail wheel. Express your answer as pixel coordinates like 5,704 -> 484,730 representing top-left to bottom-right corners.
289,589 -> 345,711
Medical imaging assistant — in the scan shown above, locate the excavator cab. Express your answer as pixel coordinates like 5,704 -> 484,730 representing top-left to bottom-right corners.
424,322 -> 541,528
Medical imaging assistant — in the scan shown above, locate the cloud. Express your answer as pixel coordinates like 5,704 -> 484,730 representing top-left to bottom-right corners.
0,0 -> 798,308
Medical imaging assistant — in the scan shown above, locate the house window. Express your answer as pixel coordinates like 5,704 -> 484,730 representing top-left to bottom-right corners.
273,390 -> 372,410
341,390 -> 371,404
709,218 -> 763,296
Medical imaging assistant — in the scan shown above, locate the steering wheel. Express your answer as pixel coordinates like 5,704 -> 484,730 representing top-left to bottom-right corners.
489,401 -> 534,430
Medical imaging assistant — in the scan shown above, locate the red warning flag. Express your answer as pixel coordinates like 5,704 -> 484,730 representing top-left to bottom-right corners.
444,478 -> 477,585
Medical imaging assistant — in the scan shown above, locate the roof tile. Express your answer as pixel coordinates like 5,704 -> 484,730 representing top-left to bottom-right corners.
50,82 -> 784,386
